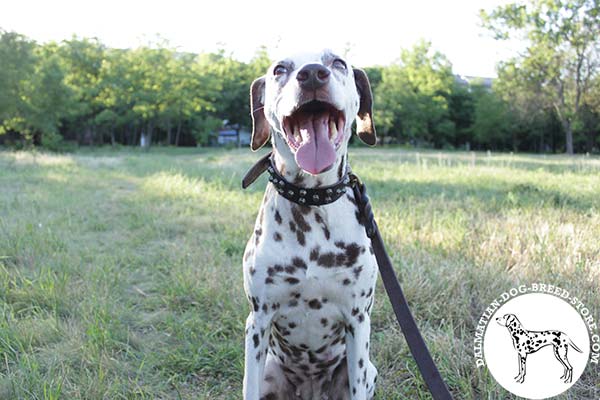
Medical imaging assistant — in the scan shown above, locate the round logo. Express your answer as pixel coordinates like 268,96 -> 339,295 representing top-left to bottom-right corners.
483,293 -> 590,399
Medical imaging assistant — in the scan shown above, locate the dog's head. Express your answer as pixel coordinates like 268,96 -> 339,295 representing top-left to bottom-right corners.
496,314 -> 520,328
249,49 -> 375,175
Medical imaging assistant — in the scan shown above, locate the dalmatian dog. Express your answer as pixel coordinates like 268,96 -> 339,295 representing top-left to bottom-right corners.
242,50 -> 378,400
496,313 -> 583,383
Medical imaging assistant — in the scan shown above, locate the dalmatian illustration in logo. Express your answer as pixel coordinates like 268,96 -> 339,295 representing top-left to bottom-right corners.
496,313 -> 583,383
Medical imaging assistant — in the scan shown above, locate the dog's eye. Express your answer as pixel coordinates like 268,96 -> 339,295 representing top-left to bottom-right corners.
332,59 -> 347,70
273,65 -> 287,76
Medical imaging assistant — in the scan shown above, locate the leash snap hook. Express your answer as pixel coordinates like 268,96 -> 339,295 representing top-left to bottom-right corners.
348,173 -> 362,189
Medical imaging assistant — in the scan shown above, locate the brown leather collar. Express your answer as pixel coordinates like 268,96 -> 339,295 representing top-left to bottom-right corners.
242,151 -> 351,206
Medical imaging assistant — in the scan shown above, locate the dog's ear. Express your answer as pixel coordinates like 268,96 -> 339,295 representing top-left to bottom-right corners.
353,68 -> 376,146
250,76 -> 270,151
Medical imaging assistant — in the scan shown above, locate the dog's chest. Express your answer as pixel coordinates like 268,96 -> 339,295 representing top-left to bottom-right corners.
243,185 -> 377,373
244,185 -> 376,302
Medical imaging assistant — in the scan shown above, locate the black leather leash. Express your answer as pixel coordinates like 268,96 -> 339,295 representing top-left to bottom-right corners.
242,152 -> 453,400
349,174 -> 453,400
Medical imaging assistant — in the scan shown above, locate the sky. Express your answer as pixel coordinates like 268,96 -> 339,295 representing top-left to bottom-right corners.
1,0 -> 520,77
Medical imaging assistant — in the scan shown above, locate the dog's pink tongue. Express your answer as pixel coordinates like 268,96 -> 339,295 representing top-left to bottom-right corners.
295,112 -> 335,175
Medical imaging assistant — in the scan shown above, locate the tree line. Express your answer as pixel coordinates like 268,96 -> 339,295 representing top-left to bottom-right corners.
0,0 -> 598,153
0,31 -> 271,150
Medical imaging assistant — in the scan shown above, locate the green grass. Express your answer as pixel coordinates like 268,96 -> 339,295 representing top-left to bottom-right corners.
0,146 -> 598,399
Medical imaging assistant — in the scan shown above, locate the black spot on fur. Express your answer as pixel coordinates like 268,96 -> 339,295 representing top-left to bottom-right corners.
310,247 -> 320,261
291,257 -> 307,269
274,210 -> 282,224
253,334 -> 260,348
343,278 -> 351,285
308,299 -> 322,309
285,277 -> 300,285
366,297 -> 374,313
314,213 -> 331,240
298,205 -> 311,214
284,265 -> 296,274
291,206 -> 311,232
273,232 -> 282,241
338,155 -> 345,179
317,252 -> 336,267
296,230 -> 306,246
353,266 -> 363,279
313,242 -> 363,268
346,324 -> 355,337
293,174 -> 304,185
344,244 -> 363,266
347,193 -> 357,205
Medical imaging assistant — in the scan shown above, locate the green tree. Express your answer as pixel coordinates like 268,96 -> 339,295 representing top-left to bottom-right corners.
448,82 -> 475,147
95,49 -> 132,145
375,40 -> 456,147
494,60 -> 563,152
0,32 -> 72,147
471,82 -> 513,149
58,37 -> 105,144
168,53 -> 219,146
28,43 -> 73,148
0,31 -> 37,143
481,0 -> 600,154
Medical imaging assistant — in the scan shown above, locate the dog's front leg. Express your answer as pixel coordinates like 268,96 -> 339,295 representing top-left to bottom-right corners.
514,354 -> 522,381
516,353 -> 527,383
243,311 -> 273,400
345,314 -> 372,400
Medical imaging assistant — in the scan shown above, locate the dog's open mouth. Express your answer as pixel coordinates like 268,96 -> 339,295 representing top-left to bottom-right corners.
282,100 -> 345,175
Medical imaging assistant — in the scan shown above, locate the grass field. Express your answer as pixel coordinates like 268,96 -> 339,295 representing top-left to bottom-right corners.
0,146 -> 599,399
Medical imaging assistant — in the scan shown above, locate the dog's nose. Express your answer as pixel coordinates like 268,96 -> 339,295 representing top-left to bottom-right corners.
296,63 -> 330,90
